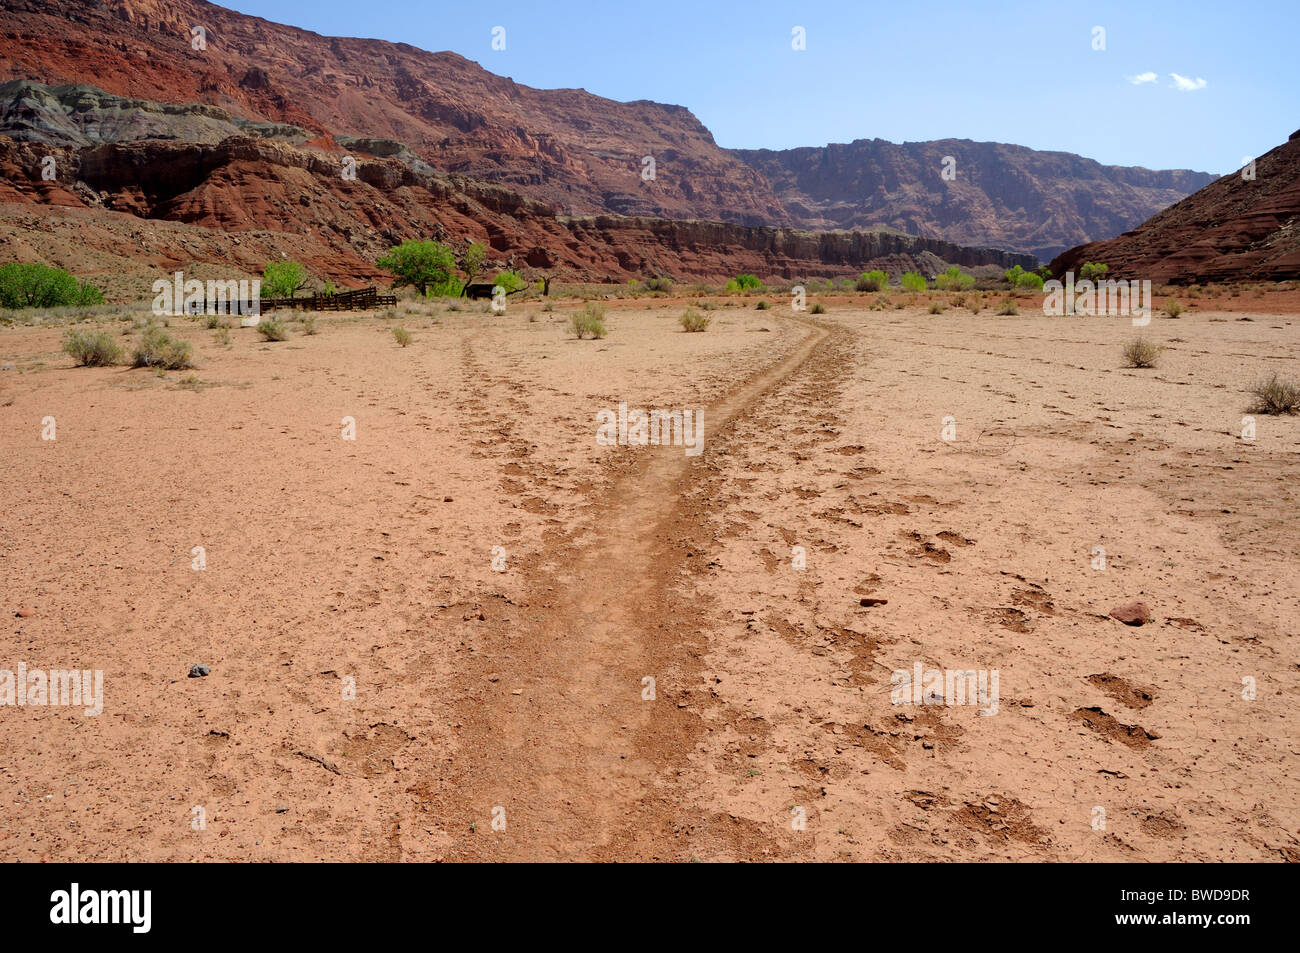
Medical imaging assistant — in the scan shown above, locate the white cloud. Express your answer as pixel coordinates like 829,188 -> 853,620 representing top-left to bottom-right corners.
1127,72 -> 1158,85
1169,73 -> 1208,92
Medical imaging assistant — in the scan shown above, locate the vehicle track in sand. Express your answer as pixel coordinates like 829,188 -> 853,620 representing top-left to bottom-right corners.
433,314 -> 835,860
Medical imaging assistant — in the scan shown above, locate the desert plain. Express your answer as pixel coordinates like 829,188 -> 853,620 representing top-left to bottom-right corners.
1,290 -> 1298,862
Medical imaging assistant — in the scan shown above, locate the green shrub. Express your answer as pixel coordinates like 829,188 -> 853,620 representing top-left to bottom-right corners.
1080,262 -> 1109,282
0,262 -> 104,308
901,271 -> 926,292
377,240 -> 457,296
678,308 -> 711,332
257,319 -> 289,341
935,266 -> 974,291
571,302 -> 607,339
132,326 -> 193,369
493,270 -> 526,294
733,273 -> 762,291
62,328 -> 122,366
1162,299 -> 1184,318
856,270 -> 888,292
393,326 -> 413,347
1016,272 -> 1045,291
756,299 -> 770,310
262,261 -> 308,299
1004,265 -> 1026,287
1247,374 -> 1300,415
644,276 -> 674,293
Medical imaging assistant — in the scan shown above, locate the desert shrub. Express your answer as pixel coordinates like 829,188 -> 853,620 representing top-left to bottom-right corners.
133,326 -> 193,369
212,327 -> 231,346
393,326 -> 413,347
1121,337 -> 1161,368
810,302 -> 827,314
894,300 -> 905,309
755,299 -> 770,310
1016,272 -> 1044,291
203,313 -> 225,329
644,276 -> 673,293
731,273 -> 761,291
571,302 -> 607,339
968,295 -> 984,314
257,319 -> 289,341
301,316 -> 317,335
542,301 -> 554,313
870,296 -> 888,311
1080,262 -> 1109,282
856,269 -> 888,292
1035,265 -> 1052,281
929,301 -> 946,314
901,271 -> 926,292
62,328 -> 122,366
1162,299 -> 1185,318
1247,374 -> 1300,415
935,266 -> 975,291
0,263 -> 104,308
996,298 -> 1018,315
262,261 -> 308,299
678,308 -> 711,332
377,240 -> 457,296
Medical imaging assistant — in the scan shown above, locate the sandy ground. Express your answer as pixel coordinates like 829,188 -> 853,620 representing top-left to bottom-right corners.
1,295 -> 1297,861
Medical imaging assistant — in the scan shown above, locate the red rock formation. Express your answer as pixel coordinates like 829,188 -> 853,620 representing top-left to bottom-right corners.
1051,132 -> 1300,283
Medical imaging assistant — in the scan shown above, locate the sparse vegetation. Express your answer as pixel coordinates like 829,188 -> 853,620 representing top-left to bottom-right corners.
901,271 -> 926,292
856,270 -> 888,292
257,319 -> 289,342
132,325 -> 194,369
301,316 -> 317,335
62,328 -> 123,366
393,326 -> 413,347
929,300 -> 946,314
644,276 -> 673,293
212,327 -> 231,346
678,308 -> 711,332
0,262 -> 104,308
755,299 -> 770,310
731,273 -> 762,291
996,298 -> 1019,315
935,266 -> 975,291
810,302 -> 827,314
1247,374 -> 1300,415
1162,299 -> 1185,318
1121,336 -> 1162,368
571,302 -> 608,339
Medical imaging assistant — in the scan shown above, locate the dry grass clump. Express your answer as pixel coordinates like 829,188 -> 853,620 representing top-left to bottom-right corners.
928,301 -> 946,314
393,326 -> 413,347
1121,336 -> 1162,368
809,302 -> 827,314
257,319 -> 289,341
755,299 -> 770,310
996,298 -> 1018,315
1162,299 -> 1185,318
62,328 -> 123,366
133,325 -> 194,369
678,308 -> 712,332
1247,374 -> 1300,415
571,302 -> 608,339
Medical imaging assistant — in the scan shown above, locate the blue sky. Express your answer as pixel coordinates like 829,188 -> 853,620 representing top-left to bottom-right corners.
227,0 -> 1297,175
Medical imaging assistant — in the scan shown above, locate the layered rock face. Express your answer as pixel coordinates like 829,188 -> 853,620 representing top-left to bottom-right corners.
0,0 -> 1216,266
1050,132 -> 1300,283
733,139 -> 1217,262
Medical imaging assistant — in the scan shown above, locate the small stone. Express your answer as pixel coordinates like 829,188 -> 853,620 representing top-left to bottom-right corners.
859,598 -> 888,607
15,608 -> 34,618
188,664 -> 211,678
275,804 -> 289,814
1109,601 -> 1152,626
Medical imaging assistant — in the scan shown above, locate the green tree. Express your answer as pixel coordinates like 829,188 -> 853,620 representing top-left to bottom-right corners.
460,242 -> 488,286
935,266 -> 974,291
900,271 -> 926,292
377,240 -> 457,297
733,273 -> 762,291
1080,262 -> 1109,281
0,262 -> 104,308
856,270 -> 888,292
493,270 -> 526,294
262,261 -> 308,299
1004,264 -> 1025,287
